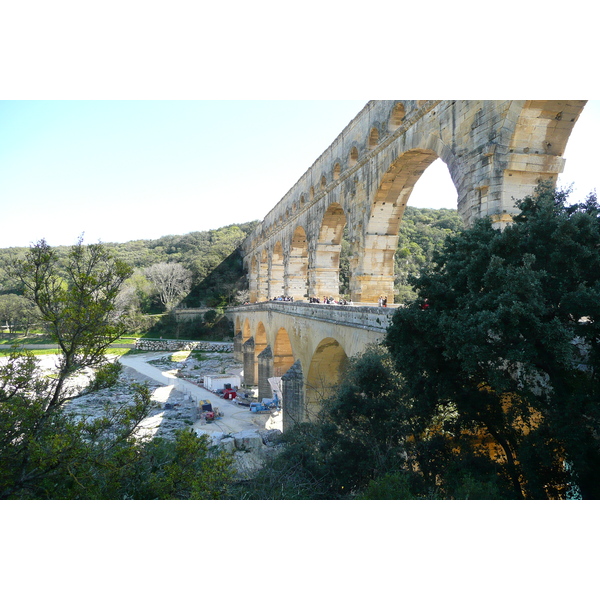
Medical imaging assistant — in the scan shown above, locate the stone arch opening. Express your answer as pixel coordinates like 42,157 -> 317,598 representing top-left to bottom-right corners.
351,148 -> 457,303
349,146 -> 358,166
333,162 -> 341,180
389,102 -> 406,131
287,225 -> 308,300
305,337 -> 348,420
274,327 -> 295,378
368,126 -> 379,149
242,318 -> 251,342
310,203 -> 347,300
255,321 -> 268,370
269,241 -> 285,299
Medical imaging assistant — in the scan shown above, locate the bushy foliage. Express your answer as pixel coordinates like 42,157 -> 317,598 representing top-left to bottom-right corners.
386,182 -> 600,499
87,360 -> 123,392
0,238 -> 236,500
242,183 -> 599,500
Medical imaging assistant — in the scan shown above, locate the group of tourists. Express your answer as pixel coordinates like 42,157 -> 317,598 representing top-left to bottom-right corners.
378,295 -> 388,307
272,295 -> 294,302
309,296 -> 352,305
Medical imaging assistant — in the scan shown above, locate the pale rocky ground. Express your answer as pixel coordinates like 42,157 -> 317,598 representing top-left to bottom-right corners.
39,348 -> 283,477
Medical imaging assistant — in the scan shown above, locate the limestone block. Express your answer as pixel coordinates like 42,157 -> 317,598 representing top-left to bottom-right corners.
506,153 -> 565,174
232,430 -> 264,451
219,436 -> 237,454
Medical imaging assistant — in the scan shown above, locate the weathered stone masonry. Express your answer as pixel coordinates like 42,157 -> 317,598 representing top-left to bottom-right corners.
229,100 -> 586,430
242,100 -> 586,305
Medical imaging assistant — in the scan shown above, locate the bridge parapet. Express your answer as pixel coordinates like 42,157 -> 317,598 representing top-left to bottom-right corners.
227,301 -> 395,334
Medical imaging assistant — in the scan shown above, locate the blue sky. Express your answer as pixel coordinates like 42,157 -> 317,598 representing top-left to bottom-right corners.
1,99 -> 598,248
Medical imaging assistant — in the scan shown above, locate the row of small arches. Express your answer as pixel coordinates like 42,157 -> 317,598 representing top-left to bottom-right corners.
259,102 -> 408,237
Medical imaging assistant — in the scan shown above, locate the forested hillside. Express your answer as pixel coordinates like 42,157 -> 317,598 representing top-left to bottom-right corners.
0,222 -> 258,305
393,206 -> 464,302
0,208 -> 462,337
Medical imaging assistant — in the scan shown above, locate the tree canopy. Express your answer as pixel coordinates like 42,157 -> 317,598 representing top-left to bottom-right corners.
0,238 -> 235,499
239,182 -> 600,500
386,182 -> 600,499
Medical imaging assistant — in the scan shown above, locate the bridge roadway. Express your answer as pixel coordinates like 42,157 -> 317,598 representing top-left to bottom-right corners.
227,300 -> 396,430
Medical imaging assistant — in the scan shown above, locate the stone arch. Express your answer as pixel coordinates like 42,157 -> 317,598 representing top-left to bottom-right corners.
269,241 -> 285,299
351,148 -> 455,302
368,126 -> 379,149
389,102 -> 406,130
286,225 -> 308,300
274,327 -> 295,378
495,100 -> 587,224
349,146 -> 358,166
333,162 -> 341,180
305,337 -> 348,420
310,202 -> 347,300
254,321 -> 268,385
242,318 -> 252,342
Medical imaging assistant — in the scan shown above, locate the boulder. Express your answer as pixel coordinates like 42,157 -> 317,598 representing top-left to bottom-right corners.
232,430 -> 264,452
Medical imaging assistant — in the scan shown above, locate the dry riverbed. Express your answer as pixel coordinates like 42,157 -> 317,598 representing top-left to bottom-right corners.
47,348 -> 283,474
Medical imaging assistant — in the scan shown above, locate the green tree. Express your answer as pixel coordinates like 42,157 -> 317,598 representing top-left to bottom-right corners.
8,237 -> 133,408
385,182 -> 600,499
1,237 -> 235,499
0,293 -> 39,335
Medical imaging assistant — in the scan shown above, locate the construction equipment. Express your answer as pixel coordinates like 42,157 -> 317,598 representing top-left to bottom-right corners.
198,399 -> 221,422
250,395 -> 280,413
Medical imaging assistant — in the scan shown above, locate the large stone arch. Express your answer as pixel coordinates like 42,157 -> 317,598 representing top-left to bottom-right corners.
274,326 -> 295,378
305,336 -> 348,420
351,147 -> 457,302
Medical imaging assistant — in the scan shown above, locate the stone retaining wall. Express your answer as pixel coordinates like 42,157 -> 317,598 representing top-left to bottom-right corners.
134,339 -> 233,352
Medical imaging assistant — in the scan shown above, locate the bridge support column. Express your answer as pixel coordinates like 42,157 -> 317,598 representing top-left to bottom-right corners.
257,263 -> 269,301
257,345 -> 274,401
350,274 -> 395,304
281,360 -> 305,431
242,337 -> 257,388
350,235 -> 397,303
285,262 -> 308,301
233,331 -> 243,362
308,241 -> 342,300
309,268 -> 340,301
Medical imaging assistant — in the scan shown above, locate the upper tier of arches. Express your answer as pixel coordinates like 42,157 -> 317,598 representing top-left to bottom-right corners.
241,100 -> 587,303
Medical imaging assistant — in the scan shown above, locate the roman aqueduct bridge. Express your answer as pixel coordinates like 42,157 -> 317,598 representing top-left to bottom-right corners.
228,100 -> 586,430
